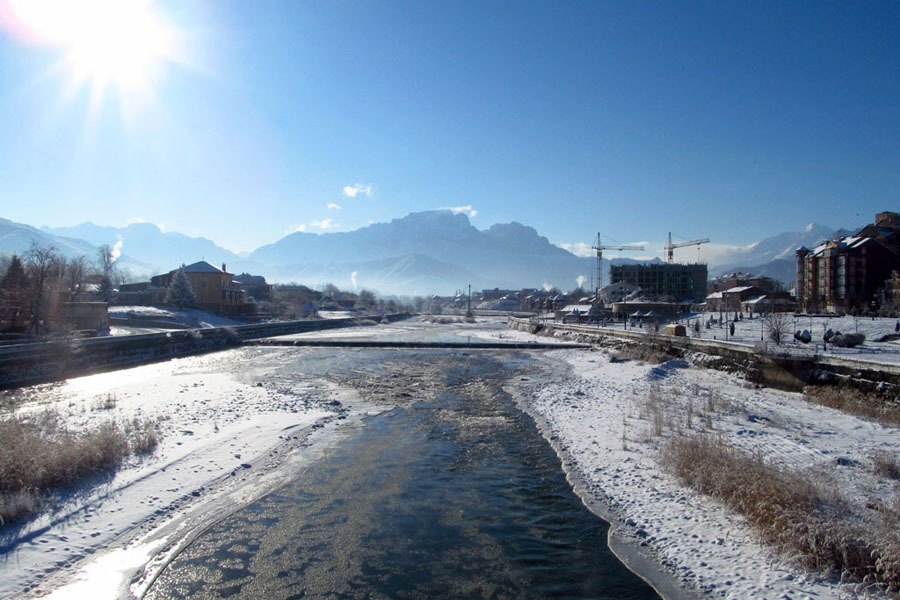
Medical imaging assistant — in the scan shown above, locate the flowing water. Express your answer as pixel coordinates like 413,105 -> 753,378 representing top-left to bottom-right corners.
146,341 -> 658,598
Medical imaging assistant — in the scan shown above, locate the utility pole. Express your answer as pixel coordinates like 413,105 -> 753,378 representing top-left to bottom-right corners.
466,284 -> 472,318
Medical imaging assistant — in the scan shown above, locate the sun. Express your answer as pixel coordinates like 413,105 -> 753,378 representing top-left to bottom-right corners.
4,0 -> 176,94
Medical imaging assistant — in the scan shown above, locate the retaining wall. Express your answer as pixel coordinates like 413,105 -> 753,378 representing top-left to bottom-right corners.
0,314 -> 411,389
508,317 -> 900,393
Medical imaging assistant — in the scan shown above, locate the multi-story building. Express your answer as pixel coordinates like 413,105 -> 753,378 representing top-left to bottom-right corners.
609,263 -> 707,303
796,212 -> 900,314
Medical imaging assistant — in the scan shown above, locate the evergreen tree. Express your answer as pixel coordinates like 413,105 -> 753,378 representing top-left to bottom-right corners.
98,275 -> 115,303
166,267 -> 196,309
1,254 -> 28,291
1,255 -> 29,331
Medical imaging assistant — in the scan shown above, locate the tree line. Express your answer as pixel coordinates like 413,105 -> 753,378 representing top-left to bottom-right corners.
0,242 -> 119,336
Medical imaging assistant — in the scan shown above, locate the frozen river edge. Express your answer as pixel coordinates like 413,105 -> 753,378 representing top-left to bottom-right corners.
486,323 -> 900,600
505,366 -> 696,600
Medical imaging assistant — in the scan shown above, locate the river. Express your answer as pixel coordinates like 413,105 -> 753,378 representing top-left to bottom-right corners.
143,321 -> 658,599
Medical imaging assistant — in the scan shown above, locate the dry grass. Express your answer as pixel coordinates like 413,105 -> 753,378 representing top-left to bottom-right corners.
661,434 -> 900,593
0,410 -> 159,524
804,386 -> 900,427
872,450 -> 900,480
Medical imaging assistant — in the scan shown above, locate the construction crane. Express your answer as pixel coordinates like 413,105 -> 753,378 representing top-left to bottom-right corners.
593,233 -> 644,292
665,232 -> 709,263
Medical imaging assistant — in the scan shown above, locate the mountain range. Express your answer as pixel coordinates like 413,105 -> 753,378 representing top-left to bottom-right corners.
0,212 -> 859,296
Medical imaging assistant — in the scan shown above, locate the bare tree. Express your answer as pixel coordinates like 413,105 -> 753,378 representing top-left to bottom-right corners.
355,289 -> 376,311
322,283 -> 340,298
97,245 -> 117,303
764,311 -> 791,345
24,243 -> 64,335
66,255 -> 88,299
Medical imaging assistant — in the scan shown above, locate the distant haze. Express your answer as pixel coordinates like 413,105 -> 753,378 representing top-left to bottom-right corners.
0,211 -> 861,295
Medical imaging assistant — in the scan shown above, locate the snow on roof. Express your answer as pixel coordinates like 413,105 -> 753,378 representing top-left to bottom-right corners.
181,261 -> 225,274
724,286 -> 755,293
706,292 -> 723,299
562,304 -> 593,313
810,236 -> 879,256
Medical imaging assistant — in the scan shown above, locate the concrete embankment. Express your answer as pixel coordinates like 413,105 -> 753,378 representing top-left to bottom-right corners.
508,317 -> 900,393
251,339 -> 588,350
0,314 -> 411,389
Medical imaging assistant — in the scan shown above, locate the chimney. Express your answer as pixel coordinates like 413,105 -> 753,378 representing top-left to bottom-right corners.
222,263 -> 227,273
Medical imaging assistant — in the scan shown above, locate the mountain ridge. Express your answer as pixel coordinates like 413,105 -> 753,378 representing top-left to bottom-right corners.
2,211 -> 864,294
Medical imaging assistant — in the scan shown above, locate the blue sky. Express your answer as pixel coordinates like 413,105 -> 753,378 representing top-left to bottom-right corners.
1,1 -> 898,258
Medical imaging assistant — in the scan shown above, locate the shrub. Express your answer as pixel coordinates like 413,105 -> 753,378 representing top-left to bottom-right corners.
872,450 -> 900,480
613,342 -> 670,364
661,434 -> 900,592
804,386 -> 900,427
0,411 -> 160,524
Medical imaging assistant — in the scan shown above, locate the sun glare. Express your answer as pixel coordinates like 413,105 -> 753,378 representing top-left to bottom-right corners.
5,0 -> 175,94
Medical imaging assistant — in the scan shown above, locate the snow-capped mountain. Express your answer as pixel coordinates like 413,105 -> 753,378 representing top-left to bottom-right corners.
251,211 -> 594,294
0,211 -> 863,294
708,223 -> 856,282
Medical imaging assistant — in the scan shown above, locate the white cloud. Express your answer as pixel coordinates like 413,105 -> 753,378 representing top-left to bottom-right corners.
343,183 -> 374,198
309,218 -> 339,230
445,205 -> 477,217
327,203 -> 342,210
288,219 -> 341,234
697,243 -> 752,268
559,242 -> 593,257
576,275 -> 586,288
350,271 -> 358,290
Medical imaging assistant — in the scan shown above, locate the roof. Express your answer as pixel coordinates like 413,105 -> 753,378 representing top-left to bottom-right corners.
724,286 -> 755,293
562,304 -> 594,313
706,292 -> 723,300
811,236 -> 875,257
180,261 -> 225,274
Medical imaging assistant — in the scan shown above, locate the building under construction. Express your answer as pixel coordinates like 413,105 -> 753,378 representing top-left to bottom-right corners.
609,263 -> 707,303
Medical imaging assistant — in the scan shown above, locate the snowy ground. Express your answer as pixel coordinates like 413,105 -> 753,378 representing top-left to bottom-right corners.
107,306 -> 247,336
476,324 -> 900,599
676,313 -> 900,364
5,317 -> 899,599
0,347 -> 383,599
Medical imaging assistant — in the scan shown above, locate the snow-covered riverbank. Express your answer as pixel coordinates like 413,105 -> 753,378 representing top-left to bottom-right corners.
477,324 -> 900,599
0,347 -> 385,599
